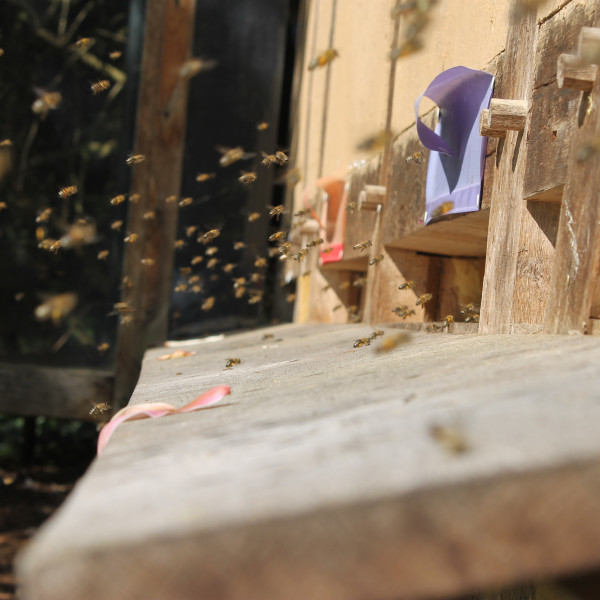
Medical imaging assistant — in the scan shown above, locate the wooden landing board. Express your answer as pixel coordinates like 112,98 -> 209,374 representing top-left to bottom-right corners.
17,324 -> 600,600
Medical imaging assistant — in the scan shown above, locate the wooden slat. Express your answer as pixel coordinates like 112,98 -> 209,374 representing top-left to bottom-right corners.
16,324 -> 600,600
113,0 -> 196,408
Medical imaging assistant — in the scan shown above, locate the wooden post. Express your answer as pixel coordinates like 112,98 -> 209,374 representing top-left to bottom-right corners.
113,0 -> 196,408
479,99 -> 528,138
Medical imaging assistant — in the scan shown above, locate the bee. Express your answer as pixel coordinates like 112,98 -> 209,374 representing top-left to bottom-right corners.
443,315 -> 454,327
207,257 -> 219,269
262,333 -> 275,340
510,0 -> 549,19
369,254 -> 384,265
109,50 -> 122,60
293,249 -> 308,261
216,145 -> 254,167
36,208 -> 52,223
278,242 -> 292,255
239,171 -> 257,184
235,285 -> 246,298
186,226 -> 198,237
91,79 -> 111,95
425,324 -> 442,333
124,233 -> 139,243
196,172 -> 216,182
110,194 -> 126,206
249,272 -> 263,283
233,277 -> 246,289
301,270 -> 312,278
294,208 -> 311,217
179,197 -> 193,207
126,154 -> 145,165
353,276 -> 367,287
406,150 -> 425,164
398,280 -> 416,290
174,239 -> 185,249
233,241 -> 246,250
179,267 -> 192,275
306,237 -> 324,247
269,204 -> 286,217
14,292 -> 25,301
58,185 -> 78,199
32,89 -> 62,116
332,304 -> 343,312
201,296 -> 215,311
191,284 -> 203,293
261,152 -> 279,167
76,37 -> 95,49
222,263 -> 236,274
255,257 -> 268,268
257,122 -> 269,131
465,314 -> 480,323
225,358 -> 241,368
286,293 -> 296,303
0,202 -> 7,211
188,275 -> 201,284
430,201 -> 454,219
89,403 -> 111,418
392,305 -> 408,315
0,139 -> 12,147
248,292 -> 263,304
174,283 -> 188,292
274,167 -> 302,186
275,151 -> 289,165
97,342 -> 110,353
58,220 -> 98,249
416,293 -> 433,306
0,49 -> 4,58
191,255 -> 203,265
121,276 -> 133,289
353,240 -> 372,252
339,281 -> 350,291
374,332 -> 411,353
353,338 -> 371,348
38,238 -> 61,253
179,57 -> 217,78
34,293 -> 78,325
269,231 -> 286,242
389,38 -> 423,61
198,228 -> 221,244
248,212 -> 261,222
205,246 -> 219,256
356,129 -> 394,153
165,195 -> 178,204
129,193 -> 141,203
369,329 -> 385,339
346,201 -> 359,212
143,211 -> 155,220
429,424 -> 469,455
141,258 -> 155,266
459,303 -> 475,316
308,48 -> 339,70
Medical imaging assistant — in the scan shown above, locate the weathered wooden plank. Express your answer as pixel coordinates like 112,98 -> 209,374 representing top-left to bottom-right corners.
479,3 -> 538,334
0,364 -> 112,420
16,325 -> 600,600
544,58 -> 600,333
113,0 -> 196,408
437,257 -> 486,321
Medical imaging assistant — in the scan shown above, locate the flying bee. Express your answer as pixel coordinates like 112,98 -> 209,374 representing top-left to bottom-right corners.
179,267 -> 192,275
429,424 -> 469,455
89,403 -> 110,418
109,50 -> 122,60
0,202 -> 7,211
294,208 -> 311,217
269,231 -> 286,242
179,197 -> 193,207
301,270 -> 311,278
257,122 -> 269,131
392,305 -> 408,315
255,257 -> 268,268
58,185 -> 78,199
75,37 -> 95,50
416,293 -> 433,306
110,194 -> 126,206
34,293 -> 78,325
398,280 -> 416,290
275,151 -> 289,165
225,358 -> 241,369
201,296 -> 215,311
97,342 -> 110,353
308,48 -> 339,70
261,152 -> 279,167
110,220 -> 123,231
375,332 -> 411,353
129,193 -> 141,203
196,172 -> 216,182
406,150 -> 425,164
274,167 -> 302,186
188,275 -> 201,284
124,233 -> 139,243
165,195 -> 178,204
174,240 -> 185,249
369,329 -> 385,339
233,241 -> 246,250
126,154 -> 145,165
293,249 -> 308,261
239,171 -> 257,184
353,276 -> 367,287
186,226 -> 198,237
0,139 -> 12,147
32,89 -> 62,117
356,129 -> 394,153
286,293 -> 296,303
215,145 -> 254,167
38,238 -> 61,253
332,304 -> 342,311
207,257 -> 219,269
430,201 -> 454,219
59,221 -> 98,249
198,228 -> 221,244
191,284 -> 203,293
353,240 -> 372,252
191,255 -> 203,265
278,242 -> 292,255
141,258 -> 155,266
222,263 -> 237,273
340,281 -> 351,291
249,272 -> 263,283
90,79 -> 111,95
205,246 -> 218,256
248,212 -> 261,222
143,211 -> 155,220
346,201 -> 359,212
97,250 -> 109,260
369,254 -> 384,265
179,57 -> 217,78
233,277 -> 246,289
248,293 -> 263,304
36,208 -> 52,223
353,338 -> 371,348
269,204 -> 286,217
174,283 -> 188,292
306,237 -> 324,247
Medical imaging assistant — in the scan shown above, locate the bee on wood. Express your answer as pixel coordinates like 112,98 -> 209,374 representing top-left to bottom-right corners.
286,293 -> 296,303
425,323 -> 442,333
109,51 -> 122,60
196,172 -> 216,182
97,250 -> 109,260
91,79 -> 111,95
110,220 -> 123,231
369,254 -> 384,265
398,280 -> 416,290
416,293 -> 433,306
165,195 -> 178,205
308,48 -> 339,70
89,403 -> 110,418
179,57 -> 217,79
97,342 -> 110,353
262,333 -> 275,340
143,211 -> 155,220
58,185 -> 78,199
124,233 -> 139,243
306,238 -> 324,248
322,284 -> 332,292
293,249 -> 308,261
110,194 -> 126,206
465,314 -> 480,323
126,154 -> 145,165
374,332 -> 411,353
76,37 -> 95,50
406,150 -> 425,164
34,293 -> 78,324
36,208 -> 52,223
353,240 -> 372,252
346,201 -> 359,213
202,296 -> 215,311
459,303 -> 476,316
353,338 -> 371,348
198,228 -> 221,244
442,315 -> 454,328
257,122 -> 269,131
430,201 -> 454,219
0,202 -> 7,211
225,358 -> 241,368
269,231 -> 286,242
269,204 -> 286,217
356,129 -> 394,153
207,258 -> 219,269
179,197 -> 193,207
216,145 -> 254,167
205,246 -> 219,256
429,424 -> 469,455
239,171 -> 257,184
255,257 -> 268,268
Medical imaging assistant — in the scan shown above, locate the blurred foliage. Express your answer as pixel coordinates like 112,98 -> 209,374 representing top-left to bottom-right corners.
0,0 -> 130,367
